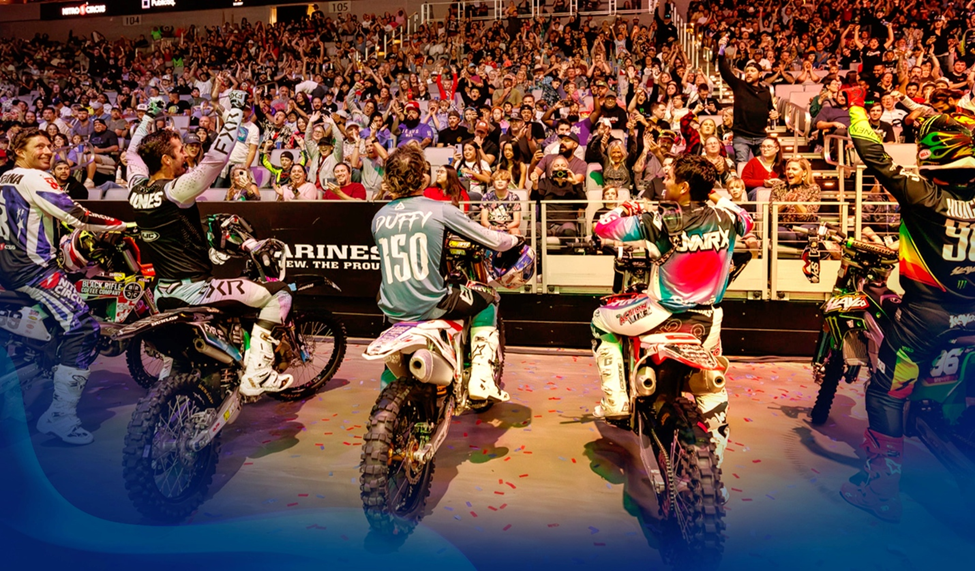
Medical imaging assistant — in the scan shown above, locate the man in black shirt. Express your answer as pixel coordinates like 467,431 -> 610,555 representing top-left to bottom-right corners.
716,36 -> 778,164
88,118 -> 119,185
592,89 -> 629,130
437,110 -> 468,146
126,93 -> 296,397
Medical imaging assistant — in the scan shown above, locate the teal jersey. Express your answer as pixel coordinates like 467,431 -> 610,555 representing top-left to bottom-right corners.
372,196 -> 519,321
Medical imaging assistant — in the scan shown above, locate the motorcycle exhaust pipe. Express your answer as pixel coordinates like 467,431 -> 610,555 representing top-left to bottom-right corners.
633,366 -> 657,397
193,338 -> 235,365
687,356 -> 729,394
409,349 -> 453,386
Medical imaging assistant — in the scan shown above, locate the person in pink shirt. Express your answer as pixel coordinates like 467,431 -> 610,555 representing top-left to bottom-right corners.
274,164 -> 319,201
324,162 -> 367,200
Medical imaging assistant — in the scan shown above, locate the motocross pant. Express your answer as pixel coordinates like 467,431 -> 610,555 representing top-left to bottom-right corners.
866,294 -> 975,438
591,306 -> 729,460
155,277 -> 292,329
380,283 -> 498,388
425,282 -> 498,328
16,269 -> 99,369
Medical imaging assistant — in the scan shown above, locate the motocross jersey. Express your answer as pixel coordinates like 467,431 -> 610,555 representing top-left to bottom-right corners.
0,167 -> 125,289
372,195 -> 519,321
849,106 -> 975,303
126,107 -> 243,283
594,198 -> 754,312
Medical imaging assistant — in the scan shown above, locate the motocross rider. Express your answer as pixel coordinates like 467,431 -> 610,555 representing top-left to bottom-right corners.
591,154 -> 755,466
0,128 -> 128,445
372,144 -> 523,402
126,93 -> 295,397
841,101 -> 975,522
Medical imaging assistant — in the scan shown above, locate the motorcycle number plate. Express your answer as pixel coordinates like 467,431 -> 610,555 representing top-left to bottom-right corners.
376,323 -> 416,343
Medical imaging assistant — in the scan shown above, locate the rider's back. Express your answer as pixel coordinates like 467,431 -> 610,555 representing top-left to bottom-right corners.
372,196 -> 516,321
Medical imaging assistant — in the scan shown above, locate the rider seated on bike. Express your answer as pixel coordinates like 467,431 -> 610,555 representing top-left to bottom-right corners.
840,99 -> 975,522
125,93 -> 295,397
0,127 -> 129,445
372,144 -> 526,402
590,154 -> 755,466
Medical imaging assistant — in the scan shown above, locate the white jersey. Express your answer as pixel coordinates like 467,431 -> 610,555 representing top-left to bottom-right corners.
0,167 -> 125,289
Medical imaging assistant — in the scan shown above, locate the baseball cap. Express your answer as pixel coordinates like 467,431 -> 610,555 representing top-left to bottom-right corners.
594,79 -> 608,88
509,113 -> 524,122
475,120 -> 490,133
136,103 -> 148,112
405,101 -> 420,112
60,107 -> 74,118
91,101 -> 103,109
183,133 -> 201,145
560,132 -> 580,143
93,118 -> 106,126
658,130 -> 677,141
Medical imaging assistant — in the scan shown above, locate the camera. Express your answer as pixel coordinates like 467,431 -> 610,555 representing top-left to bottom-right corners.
552,169 -> 569,179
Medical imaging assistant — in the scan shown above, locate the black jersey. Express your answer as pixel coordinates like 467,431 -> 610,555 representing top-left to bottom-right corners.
129,178 -> 212,282
849,106 -> 975,303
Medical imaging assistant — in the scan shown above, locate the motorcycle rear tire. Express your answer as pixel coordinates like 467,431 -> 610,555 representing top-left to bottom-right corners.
268,310 -> 348,401
122,373 -> 220,523
468,316 -> 506,414
810,350 -> 845,426
655,397 -> 726,567
360,380 -> 436,536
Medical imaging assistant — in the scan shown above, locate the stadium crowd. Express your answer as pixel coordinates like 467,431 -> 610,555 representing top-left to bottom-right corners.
0,0 -> 968,234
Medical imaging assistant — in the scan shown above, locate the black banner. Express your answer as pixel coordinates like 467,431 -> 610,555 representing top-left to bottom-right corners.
41,0 -> 306,20
83,200 -> 384,298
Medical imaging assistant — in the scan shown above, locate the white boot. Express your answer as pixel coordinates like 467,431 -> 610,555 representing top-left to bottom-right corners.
593,340 -> 629,418
239,324 -> 294,397
467,326 -> 509,402
36,365 -> 93,445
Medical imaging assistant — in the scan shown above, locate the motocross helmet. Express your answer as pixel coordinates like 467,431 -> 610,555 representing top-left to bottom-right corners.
59,229 -> 97,272
491,244 -> 536,289
205,214 -> 256,257
916,113 -> 975,189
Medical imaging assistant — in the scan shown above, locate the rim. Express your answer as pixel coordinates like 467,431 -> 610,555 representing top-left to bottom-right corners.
140,340 -> 164,380
385,398 -> 429,517
149,391 -> 208,500
287,318 -> 337,388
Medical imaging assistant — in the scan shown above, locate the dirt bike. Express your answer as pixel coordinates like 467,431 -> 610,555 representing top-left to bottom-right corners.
595,245 -> 747,566
0,230 -> 159,403
358,234 -> 519,536
801,222 -> 975,500
798,222 -> 901,424
68,231 -> 163,388
114,237 -> 347,523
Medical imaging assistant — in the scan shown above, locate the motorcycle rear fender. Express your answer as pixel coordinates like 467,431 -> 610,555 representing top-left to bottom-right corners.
113,306 -> 223,340
363,320 -> 463,364
638,332 -> 719,370
0,304 -> 53,342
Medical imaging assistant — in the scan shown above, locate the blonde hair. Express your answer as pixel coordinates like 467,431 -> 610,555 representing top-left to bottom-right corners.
785,157 -> 815,187
492,169 -> 511,182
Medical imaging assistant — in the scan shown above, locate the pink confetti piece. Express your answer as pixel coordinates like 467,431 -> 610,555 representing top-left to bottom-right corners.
503,524 -> 512,531
470,511 -> 478,517
287,503 -> 298,507
499,503 -> 507,509
547,523 -> 560,528
519,474 -> 529,478
506,482 -> 517,489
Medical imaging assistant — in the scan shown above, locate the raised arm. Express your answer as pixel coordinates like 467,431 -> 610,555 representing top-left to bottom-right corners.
167,92 -> 247,205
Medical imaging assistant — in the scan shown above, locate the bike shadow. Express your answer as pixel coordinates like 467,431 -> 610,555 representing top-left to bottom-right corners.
205,398 -> 306,498
421,402 -> 533,519
581,423 -> 670,557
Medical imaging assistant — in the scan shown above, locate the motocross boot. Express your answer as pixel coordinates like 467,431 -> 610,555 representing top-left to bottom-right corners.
36,365 -> 93,445
841,428 -> 903,523
467,326 -> 509,402
593,339 -> 629,418
239,324 -> 294,397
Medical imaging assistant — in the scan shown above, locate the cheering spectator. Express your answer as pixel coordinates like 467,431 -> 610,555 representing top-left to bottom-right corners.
740,138 -> 783,200
426,165 -> 471,211
274,164 -> 319,201
225,165 -> 263,202
716,36 -> 778,164
324,162 -> 367,200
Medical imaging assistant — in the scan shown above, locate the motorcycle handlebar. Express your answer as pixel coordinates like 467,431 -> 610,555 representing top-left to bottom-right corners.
846,238 -> 898,259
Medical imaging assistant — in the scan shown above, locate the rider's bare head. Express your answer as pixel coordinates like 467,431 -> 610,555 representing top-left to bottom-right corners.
667,154 -> 718,203
384,145 -> 429,199
11,127 -> 52,170
138,129 -> 187,177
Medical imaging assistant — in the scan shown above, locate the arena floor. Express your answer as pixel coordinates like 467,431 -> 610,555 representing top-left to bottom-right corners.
22,346 -> 975,570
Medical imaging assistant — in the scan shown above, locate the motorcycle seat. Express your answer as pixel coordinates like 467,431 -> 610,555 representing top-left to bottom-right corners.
0,289 -> 37,307
156,297 -> 190,311
863,282 -> 901,317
